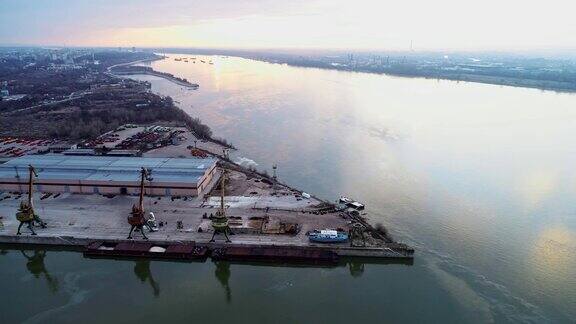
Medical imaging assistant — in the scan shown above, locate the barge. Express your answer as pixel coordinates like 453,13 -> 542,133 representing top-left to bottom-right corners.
84,241 -> 208,260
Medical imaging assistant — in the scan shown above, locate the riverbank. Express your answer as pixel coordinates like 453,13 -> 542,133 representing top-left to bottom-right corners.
113,69 -> 199,89
385,71 -> 576,94
109,57 -> 200,89
149,48 -> 576,94
246,57 -> 576,94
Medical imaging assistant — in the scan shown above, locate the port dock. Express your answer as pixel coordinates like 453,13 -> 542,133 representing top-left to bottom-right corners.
0,187 -> 414,263
0,134 -> 413,264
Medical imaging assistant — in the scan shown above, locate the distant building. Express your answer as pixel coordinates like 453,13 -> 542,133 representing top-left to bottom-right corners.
63,148 -> 142,157
48,143 -> 76,153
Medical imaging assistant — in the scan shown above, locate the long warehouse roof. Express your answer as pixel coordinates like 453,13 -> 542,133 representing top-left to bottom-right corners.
0,155 -> 217,184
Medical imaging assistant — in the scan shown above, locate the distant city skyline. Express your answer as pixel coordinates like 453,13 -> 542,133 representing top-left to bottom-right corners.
1,0 -> 575,51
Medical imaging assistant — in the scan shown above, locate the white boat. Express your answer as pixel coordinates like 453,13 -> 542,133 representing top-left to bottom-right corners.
339,196 -> 365,210
339,196 -> 353,204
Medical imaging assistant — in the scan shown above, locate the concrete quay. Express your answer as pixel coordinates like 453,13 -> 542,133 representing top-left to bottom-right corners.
0,192 -> 413,261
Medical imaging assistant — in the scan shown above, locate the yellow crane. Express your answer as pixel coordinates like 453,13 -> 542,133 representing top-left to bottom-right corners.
16,165 -> 46,235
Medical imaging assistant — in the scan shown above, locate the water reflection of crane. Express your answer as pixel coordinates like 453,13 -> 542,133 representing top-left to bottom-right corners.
16,165 -> 47,235
214,261 -> 231,303
348,261 -> 365,278
134,260 -> 160,297
21,250 -> 59,293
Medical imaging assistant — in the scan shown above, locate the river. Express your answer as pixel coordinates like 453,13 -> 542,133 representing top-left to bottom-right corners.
1,54 -> 575,323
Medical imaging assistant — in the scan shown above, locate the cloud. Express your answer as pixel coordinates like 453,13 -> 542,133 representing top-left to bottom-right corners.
1,0 -> 575,50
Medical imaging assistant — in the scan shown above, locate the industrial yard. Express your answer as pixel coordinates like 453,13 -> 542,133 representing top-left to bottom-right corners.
0,190 -> 334,245
0,176 -> 413,260
0,137 -> 69,158
0,143 -> 414,262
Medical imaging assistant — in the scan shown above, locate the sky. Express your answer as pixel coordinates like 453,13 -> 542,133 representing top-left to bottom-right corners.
1,0 -> 575,51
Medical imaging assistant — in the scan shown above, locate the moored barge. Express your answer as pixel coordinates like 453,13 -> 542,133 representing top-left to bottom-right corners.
84,241 -> 208,260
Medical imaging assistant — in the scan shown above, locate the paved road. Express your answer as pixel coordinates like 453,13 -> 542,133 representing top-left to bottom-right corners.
5,90 -> 91,115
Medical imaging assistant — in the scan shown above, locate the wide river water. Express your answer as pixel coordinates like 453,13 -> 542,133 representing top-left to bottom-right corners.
2,54 -> 576,323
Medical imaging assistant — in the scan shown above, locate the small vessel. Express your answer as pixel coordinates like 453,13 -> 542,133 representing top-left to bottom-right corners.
339,196 -> 365,210
309,229 -> 348,243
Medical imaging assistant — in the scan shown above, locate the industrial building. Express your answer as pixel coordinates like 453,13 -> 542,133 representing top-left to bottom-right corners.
0,155 -> 218,196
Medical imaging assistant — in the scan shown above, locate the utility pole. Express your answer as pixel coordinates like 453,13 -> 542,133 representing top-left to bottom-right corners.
272,164 -> 278,181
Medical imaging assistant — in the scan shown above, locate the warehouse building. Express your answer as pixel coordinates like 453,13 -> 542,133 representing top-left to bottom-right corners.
0,155 -> 218,196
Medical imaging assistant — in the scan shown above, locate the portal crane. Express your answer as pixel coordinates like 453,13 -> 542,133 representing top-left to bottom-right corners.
210,169 -> 231,243
16,165 -> 46,235
127,167 -> 152,240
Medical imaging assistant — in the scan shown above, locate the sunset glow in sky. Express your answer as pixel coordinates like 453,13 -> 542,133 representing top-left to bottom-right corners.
1,0 -> 575,50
